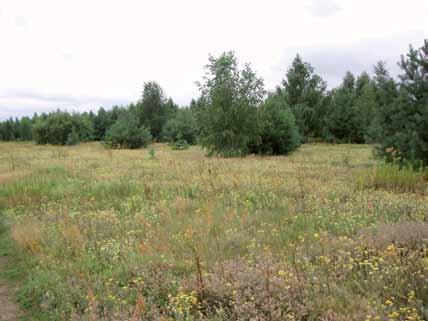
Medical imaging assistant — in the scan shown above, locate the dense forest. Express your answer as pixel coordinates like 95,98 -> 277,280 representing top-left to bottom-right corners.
1,39 -> 427,167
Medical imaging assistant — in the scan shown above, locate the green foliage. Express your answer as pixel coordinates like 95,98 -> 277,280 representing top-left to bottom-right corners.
171,133 -> 190,150
324,72 -> 357,143
354,82 -> 378,143
364,61 -> 399,143
252,94 -> 301,155
161,108 -> 197,145
66,127 -> 80,146
323,71 -> 379,144
197,51 -> 265,157
31,111 -> 94,145
352,72 -> 377,143
93,107 -> 112,140
0,117 -> 32,141
105,113 -> 152,149
280,54 -> 327,140
33,111 -> 78,145
148,147 -> 156,159
137,82 -> 177,141
19,117 -> 33,141
376,40 -> 428,168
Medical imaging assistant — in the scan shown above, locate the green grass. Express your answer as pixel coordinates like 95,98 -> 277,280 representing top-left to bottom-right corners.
356,161 -> 427,194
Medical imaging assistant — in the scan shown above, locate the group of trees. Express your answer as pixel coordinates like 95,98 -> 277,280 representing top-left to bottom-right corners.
0,116 -> 32,141
1,39 -> 427,166
195,51 -> 300,157
0,82 -> 193,149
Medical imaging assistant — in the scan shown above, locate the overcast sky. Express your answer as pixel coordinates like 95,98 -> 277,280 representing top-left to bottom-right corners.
0,0 -> 427,120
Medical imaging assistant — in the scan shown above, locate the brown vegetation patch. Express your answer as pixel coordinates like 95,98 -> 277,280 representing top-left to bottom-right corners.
0,171 -> 28,185
361,221 -> 428,249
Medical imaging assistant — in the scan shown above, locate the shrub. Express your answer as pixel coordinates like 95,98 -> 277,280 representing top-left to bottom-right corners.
105,113 -> 151,149
148,148 -> 156,159
252,95 -> 301,155
171,133 -> 190,150
33,111 -> 78,145
32,111 -> 92,145
161,108 -> 197,145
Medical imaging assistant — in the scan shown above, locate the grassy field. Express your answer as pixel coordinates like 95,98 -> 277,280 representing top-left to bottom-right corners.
0,142 -> 427,321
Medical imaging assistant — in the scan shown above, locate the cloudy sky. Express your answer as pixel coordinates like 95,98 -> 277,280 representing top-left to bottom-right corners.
0,0 -> 427,120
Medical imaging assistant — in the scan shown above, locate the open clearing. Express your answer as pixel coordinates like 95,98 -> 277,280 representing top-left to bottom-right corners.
0,142 -> 427,320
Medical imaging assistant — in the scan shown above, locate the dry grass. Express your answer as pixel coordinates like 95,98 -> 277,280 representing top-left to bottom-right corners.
10,219 -> 43,254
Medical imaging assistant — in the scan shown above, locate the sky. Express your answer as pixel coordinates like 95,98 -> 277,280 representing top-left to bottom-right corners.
0,0 -> 427,120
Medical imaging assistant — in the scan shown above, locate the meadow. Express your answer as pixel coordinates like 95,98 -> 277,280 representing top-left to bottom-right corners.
0,142 -> 427,321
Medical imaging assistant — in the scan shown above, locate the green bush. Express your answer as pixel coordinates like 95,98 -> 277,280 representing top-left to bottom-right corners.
32,112 -> 76,145
105,113 -> 152,149
171,133 -> 190,150
252,95 -> 301,155
32,111 -> 93,145
161,108 -> 197,145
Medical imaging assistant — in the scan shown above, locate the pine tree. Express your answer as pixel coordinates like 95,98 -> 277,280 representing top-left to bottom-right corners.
138,82 -> 174,141
324,72 -> 357,142
377,40 -> 428,167
254,94 -> 301,155
281,54 -> 327,140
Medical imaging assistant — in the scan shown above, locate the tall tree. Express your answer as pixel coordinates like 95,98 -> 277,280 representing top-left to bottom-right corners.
281,54 -> 327,140
19,116 -> 33,141
353,80 -> 377,143
197,51 -> 265,157
365,61 -> 398,143
377,40 -> 428,167
138,81 -> 171,140
93,107 -> 112,140
355,72 -> 371,96
373,61 -> 398,111
324,72 -> 358,142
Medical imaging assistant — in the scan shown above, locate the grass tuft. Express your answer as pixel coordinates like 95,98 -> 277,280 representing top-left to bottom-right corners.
356,162 -> 427,194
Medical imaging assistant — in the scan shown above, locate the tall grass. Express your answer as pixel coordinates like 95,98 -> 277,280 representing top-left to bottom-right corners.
356,162 -> 427,194
0,142 -> 427,321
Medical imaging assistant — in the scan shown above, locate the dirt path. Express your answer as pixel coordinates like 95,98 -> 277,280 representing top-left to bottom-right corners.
0,257 -> 22,321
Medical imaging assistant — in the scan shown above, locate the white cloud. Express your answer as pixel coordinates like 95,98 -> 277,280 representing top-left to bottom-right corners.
0,0 -> 427,120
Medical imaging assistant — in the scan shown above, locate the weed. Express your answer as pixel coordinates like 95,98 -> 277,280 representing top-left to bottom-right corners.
148,148 -> 156,160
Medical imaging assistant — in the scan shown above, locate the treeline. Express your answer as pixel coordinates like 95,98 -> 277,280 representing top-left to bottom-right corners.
0,83 -> 184,148
1,39 -> 427,166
